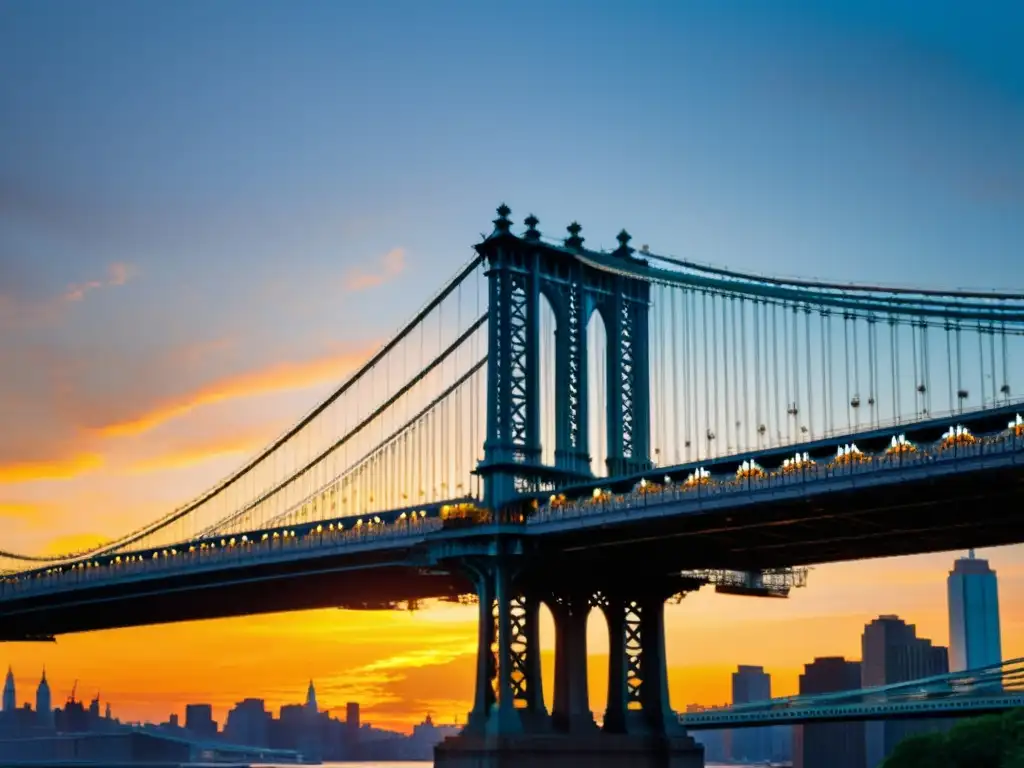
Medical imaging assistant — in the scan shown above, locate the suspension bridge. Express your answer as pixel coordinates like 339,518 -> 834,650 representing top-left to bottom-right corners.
3,206 -> 1024,767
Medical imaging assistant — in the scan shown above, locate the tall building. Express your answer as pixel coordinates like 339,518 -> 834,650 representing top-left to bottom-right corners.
224,698 -> 271,747
793,657 -> 864,768
730,665 -> 772,763
185,703 -> 217,739
35,668 -> 53,728
306,680 -> 318,713
947,550 -> 1002,673
862,616 -> 949,768
2,667 -> 15,712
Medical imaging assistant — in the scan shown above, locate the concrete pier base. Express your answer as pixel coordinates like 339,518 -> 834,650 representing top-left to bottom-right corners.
434,732 -> 705,768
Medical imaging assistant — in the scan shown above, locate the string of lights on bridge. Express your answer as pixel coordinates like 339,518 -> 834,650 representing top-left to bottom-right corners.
3,413 -> 1023,593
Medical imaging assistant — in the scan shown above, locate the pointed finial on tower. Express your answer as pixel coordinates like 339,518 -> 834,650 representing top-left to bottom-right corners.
614,229 -> 635,257
489,204 -> 513,238
523,214 -> 540,241
565,221 -> 584,250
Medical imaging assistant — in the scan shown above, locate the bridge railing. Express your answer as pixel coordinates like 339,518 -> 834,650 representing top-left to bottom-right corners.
530,425 -> 1024,524
0,517 -> 443,600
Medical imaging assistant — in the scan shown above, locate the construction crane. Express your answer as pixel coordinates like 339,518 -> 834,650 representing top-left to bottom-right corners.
681,568 -> 810,598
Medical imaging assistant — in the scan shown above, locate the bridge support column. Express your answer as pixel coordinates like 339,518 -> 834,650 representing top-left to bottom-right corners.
600,588 -> 679,736
438,558 -> 704,768
462,558 -> 548,737
549,590 -> 597,733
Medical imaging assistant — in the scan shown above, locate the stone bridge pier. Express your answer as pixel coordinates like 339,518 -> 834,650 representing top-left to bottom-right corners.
434,541 -> 706,768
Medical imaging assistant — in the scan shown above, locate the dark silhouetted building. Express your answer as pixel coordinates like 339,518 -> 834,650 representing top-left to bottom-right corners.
184,703 -> 217,739
862,615 -> 949,767
35,670 -> 53,730
224,698 -> 271,747
730,665 -> 772,762
793,657 -> 864,768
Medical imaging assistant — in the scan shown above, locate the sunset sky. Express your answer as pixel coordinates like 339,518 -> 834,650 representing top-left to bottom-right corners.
1,0 -> 1023,733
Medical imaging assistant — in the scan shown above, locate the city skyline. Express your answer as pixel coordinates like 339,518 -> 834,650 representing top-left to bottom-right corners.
2,0 -> 1023,735
1,547 -> 1017,731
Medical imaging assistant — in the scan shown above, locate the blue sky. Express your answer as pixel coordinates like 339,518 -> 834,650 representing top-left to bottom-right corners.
1,0 -> 1023,727
1,0 -> 1022,547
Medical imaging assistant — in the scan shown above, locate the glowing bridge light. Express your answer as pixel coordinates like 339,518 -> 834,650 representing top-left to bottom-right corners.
782,452 -> 814,473
1009,414 -> 1024,436
830,443 -> 866,467
684,467 -> 711,487
941,425 -> 976,448
736,460 -> 765,479
887,434 -> 917,454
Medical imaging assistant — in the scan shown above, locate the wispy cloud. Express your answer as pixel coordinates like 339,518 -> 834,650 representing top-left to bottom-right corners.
0,262 -> 137,329
0,453 -> 104,485
343,247 -> 406,292
127,428 -> 280,475
63,262 -> 136,302
97,345 -> 377,438
353,643 -> 477,675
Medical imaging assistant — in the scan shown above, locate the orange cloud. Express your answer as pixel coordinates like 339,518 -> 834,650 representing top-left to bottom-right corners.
127,430 -> 277,474
344,247 -> 406,292
0,452 -> 103,485
97,346 -> 376,438
42,532 -> 110,556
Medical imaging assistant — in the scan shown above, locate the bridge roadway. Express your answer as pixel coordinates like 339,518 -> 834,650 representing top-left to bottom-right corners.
1,403 -> 1023,640
682,656 -> 1024,728
681,693 -> 1024,728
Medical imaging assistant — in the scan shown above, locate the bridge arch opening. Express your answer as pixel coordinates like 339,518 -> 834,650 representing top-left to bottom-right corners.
587,599 -> 611,722
537,599 -> 556,713
587,309 -> 609,477
538,293 -> 558,468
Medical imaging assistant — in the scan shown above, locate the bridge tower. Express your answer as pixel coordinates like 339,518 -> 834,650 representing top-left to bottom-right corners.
476,205 -> 653,510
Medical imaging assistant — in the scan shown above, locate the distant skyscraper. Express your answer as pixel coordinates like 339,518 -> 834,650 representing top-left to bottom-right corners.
862,615 -> 949,768
35,668 -> 52,727
730,665 -> 772,763
306,680 -> 318,713
793,657 -> 864,768
2,667 -> 15,712
947,550 -> 1002,673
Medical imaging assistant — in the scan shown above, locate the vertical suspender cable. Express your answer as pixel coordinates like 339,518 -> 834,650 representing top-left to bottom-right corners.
702,292 -> 710,459
671,287 -> 681,463
753,300 -> 761,447
772,303 -> 780,445
956,321 -> 964,413
741,298 -> 750,451
844,314 -> 852,431
989,323 -> 997,406
724,294 -> 733,450
805,307 -> 813,439
978,323 -> 986,409
711,293 -> 720,454
731,298 -> 740,450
